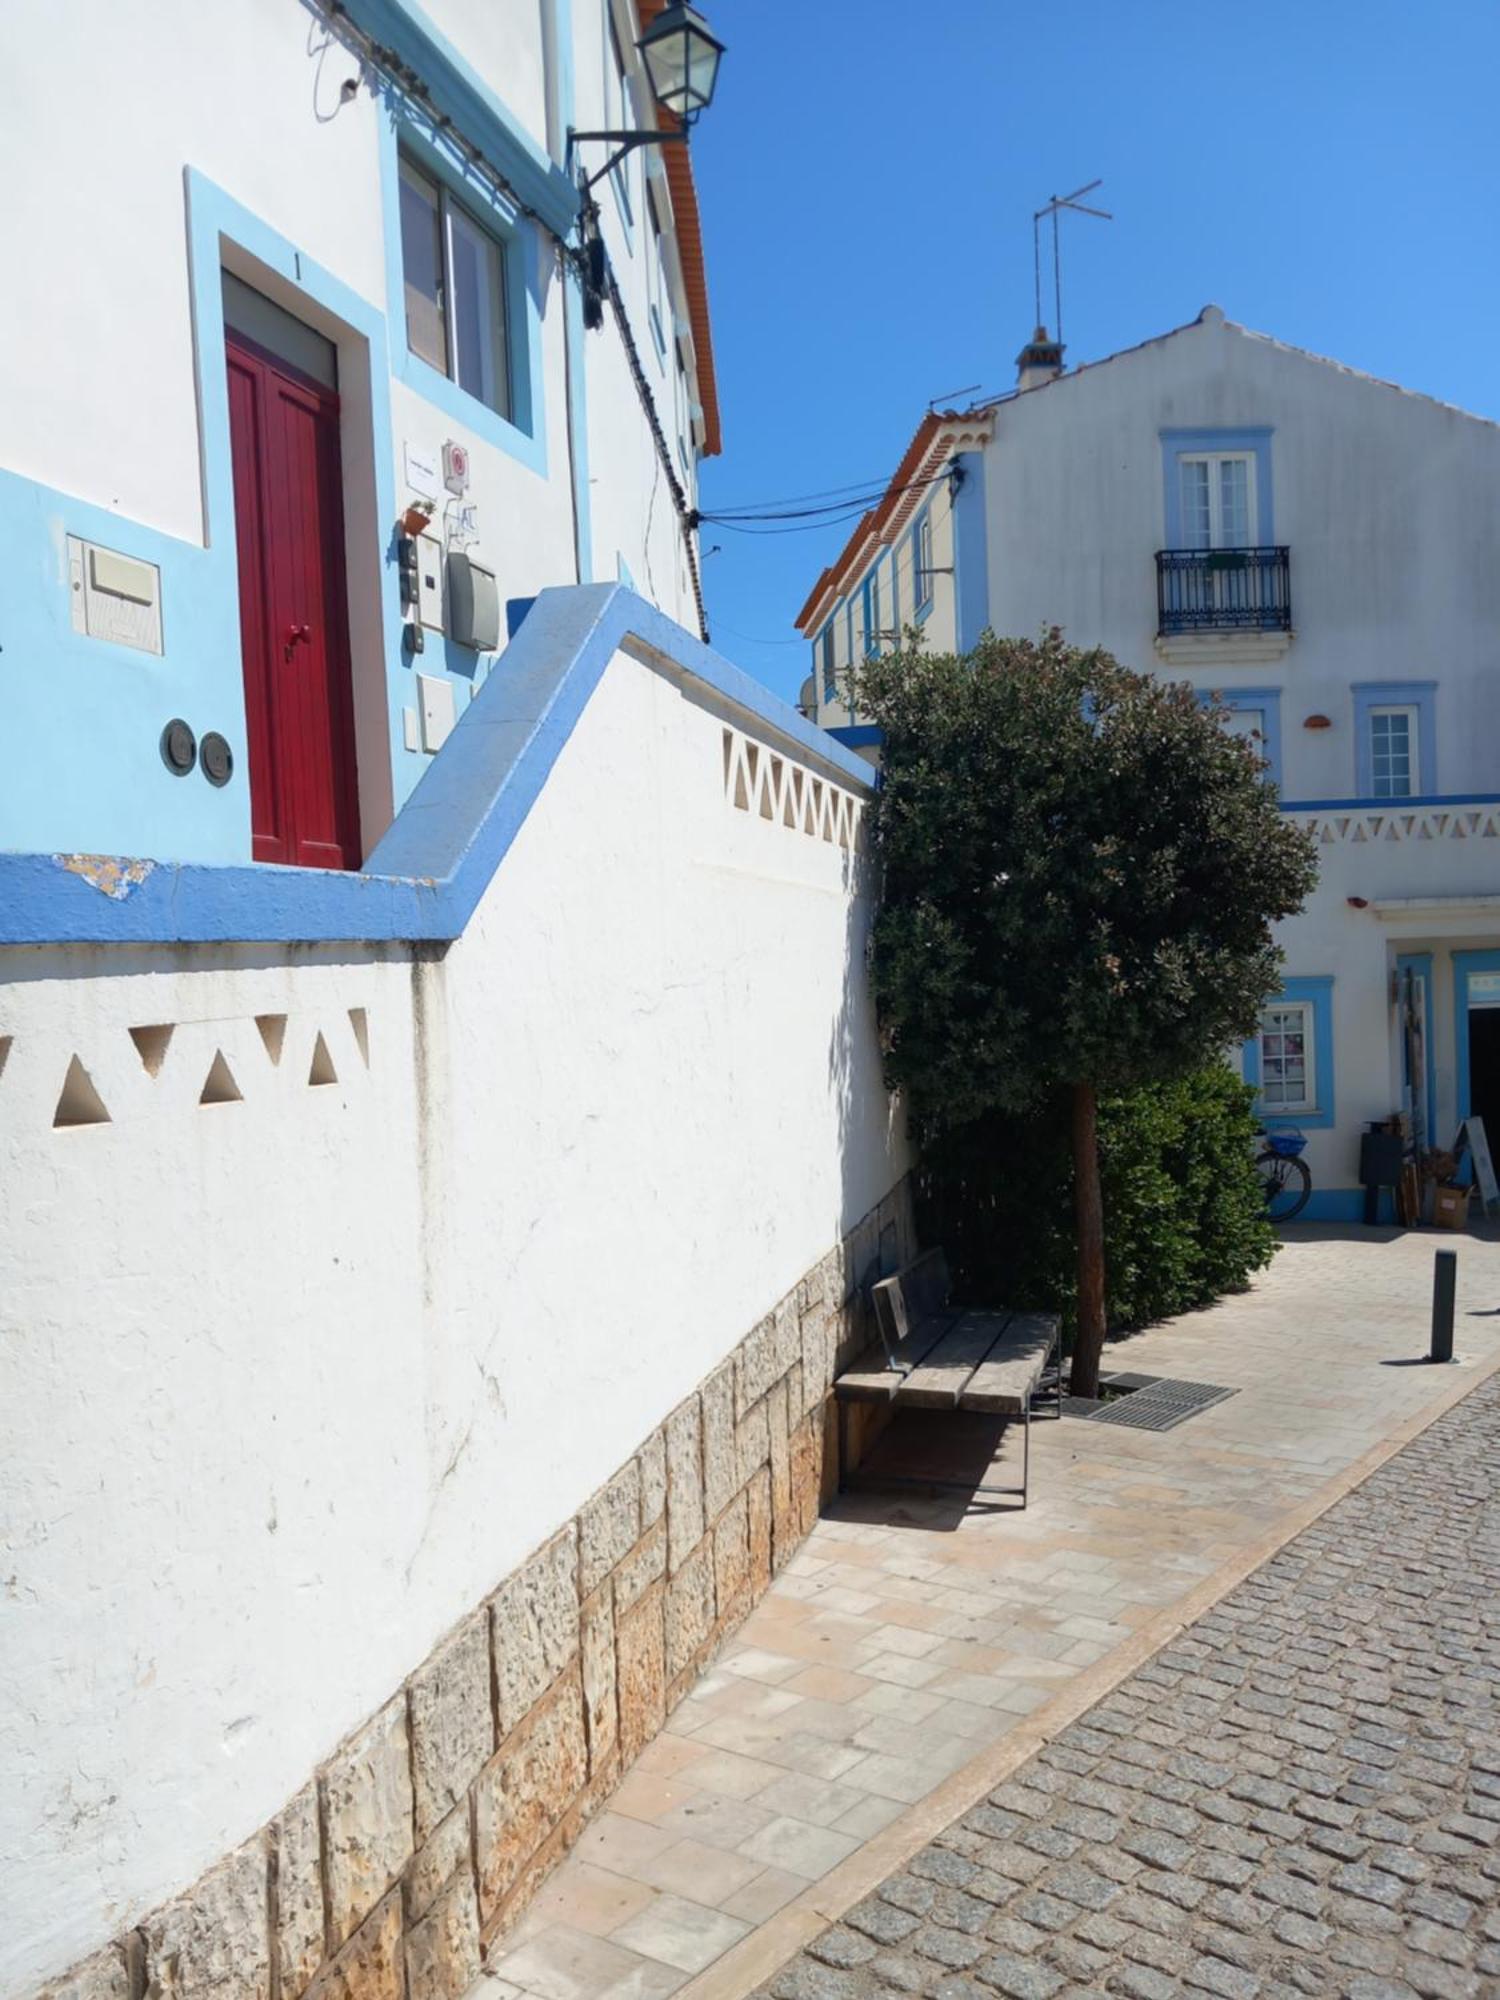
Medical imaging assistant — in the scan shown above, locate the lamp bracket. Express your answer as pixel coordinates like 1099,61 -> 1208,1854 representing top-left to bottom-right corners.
567,127 -> 689,192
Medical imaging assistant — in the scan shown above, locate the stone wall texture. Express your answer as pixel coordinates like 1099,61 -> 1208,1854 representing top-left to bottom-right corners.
34,1182 -> 913,2000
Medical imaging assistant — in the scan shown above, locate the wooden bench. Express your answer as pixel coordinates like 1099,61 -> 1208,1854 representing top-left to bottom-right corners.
833,1249 -> 1059,1507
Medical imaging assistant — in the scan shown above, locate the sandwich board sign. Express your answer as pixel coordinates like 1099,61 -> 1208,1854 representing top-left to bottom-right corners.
1457,1117 -> 1499,1214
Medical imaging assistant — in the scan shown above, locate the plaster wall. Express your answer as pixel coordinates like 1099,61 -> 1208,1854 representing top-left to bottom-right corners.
0,640 -> 902,1997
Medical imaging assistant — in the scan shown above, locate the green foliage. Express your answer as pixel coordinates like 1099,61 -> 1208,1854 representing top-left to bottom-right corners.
915,1065 -> 1277,1340
851,632 -> 1319,1137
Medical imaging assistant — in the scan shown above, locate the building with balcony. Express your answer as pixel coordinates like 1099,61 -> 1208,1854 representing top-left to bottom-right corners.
796,306 -> 1500,1216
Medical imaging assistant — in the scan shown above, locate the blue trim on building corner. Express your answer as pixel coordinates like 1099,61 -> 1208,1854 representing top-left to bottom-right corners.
828,725 -> 883,749
1159,427 -> 1274,546
951,455 -> 989,650
0,586 -> 877,946
1352,681 -> 1438,798
339,0 -> 579,239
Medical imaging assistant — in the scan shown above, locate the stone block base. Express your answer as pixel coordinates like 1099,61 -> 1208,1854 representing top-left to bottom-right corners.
34,1180 -> 914,2000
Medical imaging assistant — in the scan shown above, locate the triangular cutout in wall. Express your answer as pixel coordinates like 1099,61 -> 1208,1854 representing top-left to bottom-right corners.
308,1032 -> 338,1087
0,1036 -> 11,1083
54,1055 -> 111,1128
255,1015 -> 288,1066
200,1051 -> 243,1106
348,1008 -> 370,1066
129,1025 -> 174,1077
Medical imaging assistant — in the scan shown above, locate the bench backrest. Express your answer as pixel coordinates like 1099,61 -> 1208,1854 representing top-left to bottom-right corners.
870,1247 -> 950,1361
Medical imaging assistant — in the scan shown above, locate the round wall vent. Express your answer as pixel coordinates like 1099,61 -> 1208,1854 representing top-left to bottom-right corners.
200,732 -> 234,787
160,719 -> 197,775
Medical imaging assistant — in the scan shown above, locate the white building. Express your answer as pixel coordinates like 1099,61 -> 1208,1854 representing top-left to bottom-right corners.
0,10 -> 913,2000
0,0 -> 719,868
797,307 -> 1500,1219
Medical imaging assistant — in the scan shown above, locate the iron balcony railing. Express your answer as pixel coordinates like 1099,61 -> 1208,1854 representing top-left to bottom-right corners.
1156,546 -> 1291,635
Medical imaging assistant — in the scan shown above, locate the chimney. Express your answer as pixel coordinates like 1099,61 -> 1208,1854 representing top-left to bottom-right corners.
1015,325 -> 1064,392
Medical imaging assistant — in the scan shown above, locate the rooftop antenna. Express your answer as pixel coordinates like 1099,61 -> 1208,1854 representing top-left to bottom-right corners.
1033,179 -> 1112,350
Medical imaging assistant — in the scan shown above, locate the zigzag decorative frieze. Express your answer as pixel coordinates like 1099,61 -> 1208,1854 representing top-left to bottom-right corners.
1291,806 -> 1500,846
722,728 -> 862,850
0,1008 -> 372,1132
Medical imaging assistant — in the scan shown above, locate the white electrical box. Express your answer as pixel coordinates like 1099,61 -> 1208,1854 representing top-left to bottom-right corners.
67,536 -> 163,654
416,532 -> 444,630
417,673 -> 456,752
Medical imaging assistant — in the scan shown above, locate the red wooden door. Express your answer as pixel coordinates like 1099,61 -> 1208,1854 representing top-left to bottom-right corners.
226,331 -> 361,869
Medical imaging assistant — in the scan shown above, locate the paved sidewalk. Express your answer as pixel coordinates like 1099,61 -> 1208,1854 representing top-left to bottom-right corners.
755,1366 -> 1500,2000
481,1227 -> 1500,2000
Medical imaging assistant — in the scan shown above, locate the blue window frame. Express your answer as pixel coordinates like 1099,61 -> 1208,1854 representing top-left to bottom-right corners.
912,512 -> 934,616
1200,686 -> 1284,787
381,120 -> 546,472
1160,428 -> 1274,546
1242,975 -> 1335,1130
862,569 -> 881,659
1353,682 -> 1436,799
820,624 -> 836,701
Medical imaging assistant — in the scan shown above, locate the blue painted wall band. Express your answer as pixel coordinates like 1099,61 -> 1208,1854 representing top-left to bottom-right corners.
0,585 -> 876,947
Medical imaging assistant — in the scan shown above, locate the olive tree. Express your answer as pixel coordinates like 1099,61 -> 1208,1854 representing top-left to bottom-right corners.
852,630 -> 1317,1397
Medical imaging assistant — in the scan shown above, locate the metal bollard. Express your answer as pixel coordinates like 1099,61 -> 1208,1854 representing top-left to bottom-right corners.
1431,1249 -> 1457,1363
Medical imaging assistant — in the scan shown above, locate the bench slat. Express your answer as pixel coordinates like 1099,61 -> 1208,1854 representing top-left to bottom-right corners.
835,1309 -> 963,1402
894,1311 -> 1013,1410
959,1314 -> 1059,1415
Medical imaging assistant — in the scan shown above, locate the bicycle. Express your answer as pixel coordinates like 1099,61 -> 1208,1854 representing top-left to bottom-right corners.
1255,1126 -> 1311,1222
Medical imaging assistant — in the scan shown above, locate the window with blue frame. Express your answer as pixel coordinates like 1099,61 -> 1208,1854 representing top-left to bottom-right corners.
912,513 -> 934,614
820,624 -> 836,701
862,570 -> 881,658
398,152 -> 511,420
1353,682 -> 1436,798
1199,687 -> 1283,787
1243,975 -> 1335,1129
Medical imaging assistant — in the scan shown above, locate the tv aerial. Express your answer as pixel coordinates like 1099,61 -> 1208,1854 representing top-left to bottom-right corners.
1033,180 -> 1112,349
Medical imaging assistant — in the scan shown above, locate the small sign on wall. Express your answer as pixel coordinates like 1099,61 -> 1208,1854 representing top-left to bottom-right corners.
403,442 -> 440,501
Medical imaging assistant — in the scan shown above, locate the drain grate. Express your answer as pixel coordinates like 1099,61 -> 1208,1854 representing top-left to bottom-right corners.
1063,1375 -> 1238,1432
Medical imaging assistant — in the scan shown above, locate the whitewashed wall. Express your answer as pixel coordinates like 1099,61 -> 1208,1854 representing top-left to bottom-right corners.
979,310 -> 1500,802
0,644 -> 903,1997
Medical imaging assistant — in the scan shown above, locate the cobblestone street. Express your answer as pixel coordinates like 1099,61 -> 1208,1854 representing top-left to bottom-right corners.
757,1372 -> 1500,2000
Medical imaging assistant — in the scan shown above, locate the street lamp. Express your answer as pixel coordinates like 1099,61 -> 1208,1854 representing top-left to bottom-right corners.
637,3 -> 725,125
568,3 -> 725,191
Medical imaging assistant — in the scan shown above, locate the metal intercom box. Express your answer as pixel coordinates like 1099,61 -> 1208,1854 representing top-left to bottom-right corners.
67,536 -> 164,653
445,551 -> 500,652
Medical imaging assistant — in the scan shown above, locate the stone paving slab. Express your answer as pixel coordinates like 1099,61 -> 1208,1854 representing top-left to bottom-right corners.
480,1227 -> 1500,2000
754,1365 -> 1500,2000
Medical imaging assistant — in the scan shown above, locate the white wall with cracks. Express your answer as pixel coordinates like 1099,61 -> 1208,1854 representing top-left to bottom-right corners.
0,643 -> 905,1997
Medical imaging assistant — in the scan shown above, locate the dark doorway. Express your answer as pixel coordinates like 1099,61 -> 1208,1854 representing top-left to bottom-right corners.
1468,1009 -> 1500,1138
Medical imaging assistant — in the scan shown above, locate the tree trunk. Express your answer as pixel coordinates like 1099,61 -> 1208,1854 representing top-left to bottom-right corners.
1070,1080 -> 1107,1398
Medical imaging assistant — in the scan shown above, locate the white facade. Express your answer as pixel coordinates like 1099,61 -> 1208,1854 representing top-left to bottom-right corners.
800,309 -> 1500,1213
0,623 -> 904,1996
0,0 -> 715,866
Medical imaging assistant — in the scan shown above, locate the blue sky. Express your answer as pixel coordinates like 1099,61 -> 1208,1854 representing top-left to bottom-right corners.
688,0 -> 1500,705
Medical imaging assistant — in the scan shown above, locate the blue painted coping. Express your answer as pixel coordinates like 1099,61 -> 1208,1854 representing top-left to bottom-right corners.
0,586 -> 876,948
